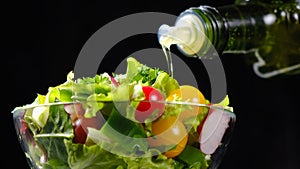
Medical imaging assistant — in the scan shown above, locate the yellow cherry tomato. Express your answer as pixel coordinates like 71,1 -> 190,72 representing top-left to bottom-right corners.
167,85 -> 206,119
148,116 -> 188,158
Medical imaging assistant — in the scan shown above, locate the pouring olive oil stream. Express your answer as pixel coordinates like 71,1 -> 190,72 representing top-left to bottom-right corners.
158,0 -> 300,78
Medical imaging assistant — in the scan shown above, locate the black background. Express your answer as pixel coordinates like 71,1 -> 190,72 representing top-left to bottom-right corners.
3,0 -> 300,168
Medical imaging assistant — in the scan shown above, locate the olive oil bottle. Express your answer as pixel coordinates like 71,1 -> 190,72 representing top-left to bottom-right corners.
158,0 -> 300,78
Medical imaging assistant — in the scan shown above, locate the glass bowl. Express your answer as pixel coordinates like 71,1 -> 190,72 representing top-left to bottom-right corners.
12,100 -> 235,169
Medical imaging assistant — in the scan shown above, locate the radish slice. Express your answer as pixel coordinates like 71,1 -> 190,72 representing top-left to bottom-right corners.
64,104 -> 76,115
109,75 -> 119,87
64,103 -> 85,115
199,108 -> 230,154
64,103 -> 85,123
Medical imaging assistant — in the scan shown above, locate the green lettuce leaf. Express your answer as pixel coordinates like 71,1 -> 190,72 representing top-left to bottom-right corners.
95,107 -> 148,156
176,145 -> 209,169
65,140 -> 126,169
124,153 -> 175,169
34,104 -> 74,168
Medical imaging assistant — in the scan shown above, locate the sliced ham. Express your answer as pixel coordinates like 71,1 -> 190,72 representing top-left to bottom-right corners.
199,108 -> 230,154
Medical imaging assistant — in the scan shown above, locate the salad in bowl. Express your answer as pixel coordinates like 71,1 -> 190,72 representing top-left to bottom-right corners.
12,57 -> 235,169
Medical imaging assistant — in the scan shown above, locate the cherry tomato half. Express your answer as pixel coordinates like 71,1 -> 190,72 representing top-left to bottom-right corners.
135,86 -> 165,122
65,103 -> 104,144
148,116 -> 188,158
167,85 -> 206,119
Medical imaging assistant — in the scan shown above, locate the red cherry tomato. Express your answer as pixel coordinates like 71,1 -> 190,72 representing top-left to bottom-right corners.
135,86 -> 165,122
73,119 -> 86,144
65,103 -> 104,144
73,114 -> 104,144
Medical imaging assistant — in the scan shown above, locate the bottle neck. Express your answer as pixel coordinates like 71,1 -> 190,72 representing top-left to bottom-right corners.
157,6 -> 229,58
158,3 -> 268,57
184,6 -> 229,57
169,5 -> 229,58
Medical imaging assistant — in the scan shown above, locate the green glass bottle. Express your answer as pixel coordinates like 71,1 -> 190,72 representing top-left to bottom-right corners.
158,0 -> 300,78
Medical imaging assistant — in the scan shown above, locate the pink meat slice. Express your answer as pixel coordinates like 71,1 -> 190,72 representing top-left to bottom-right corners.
199,108 -> 230,154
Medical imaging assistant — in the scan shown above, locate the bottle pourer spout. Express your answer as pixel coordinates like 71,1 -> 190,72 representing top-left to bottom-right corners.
157,13 -> 205,56
157,24 -> 193,49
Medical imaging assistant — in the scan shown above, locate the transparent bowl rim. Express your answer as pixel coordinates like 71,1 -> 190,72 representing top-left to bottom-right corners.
12,101 -> 235,114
